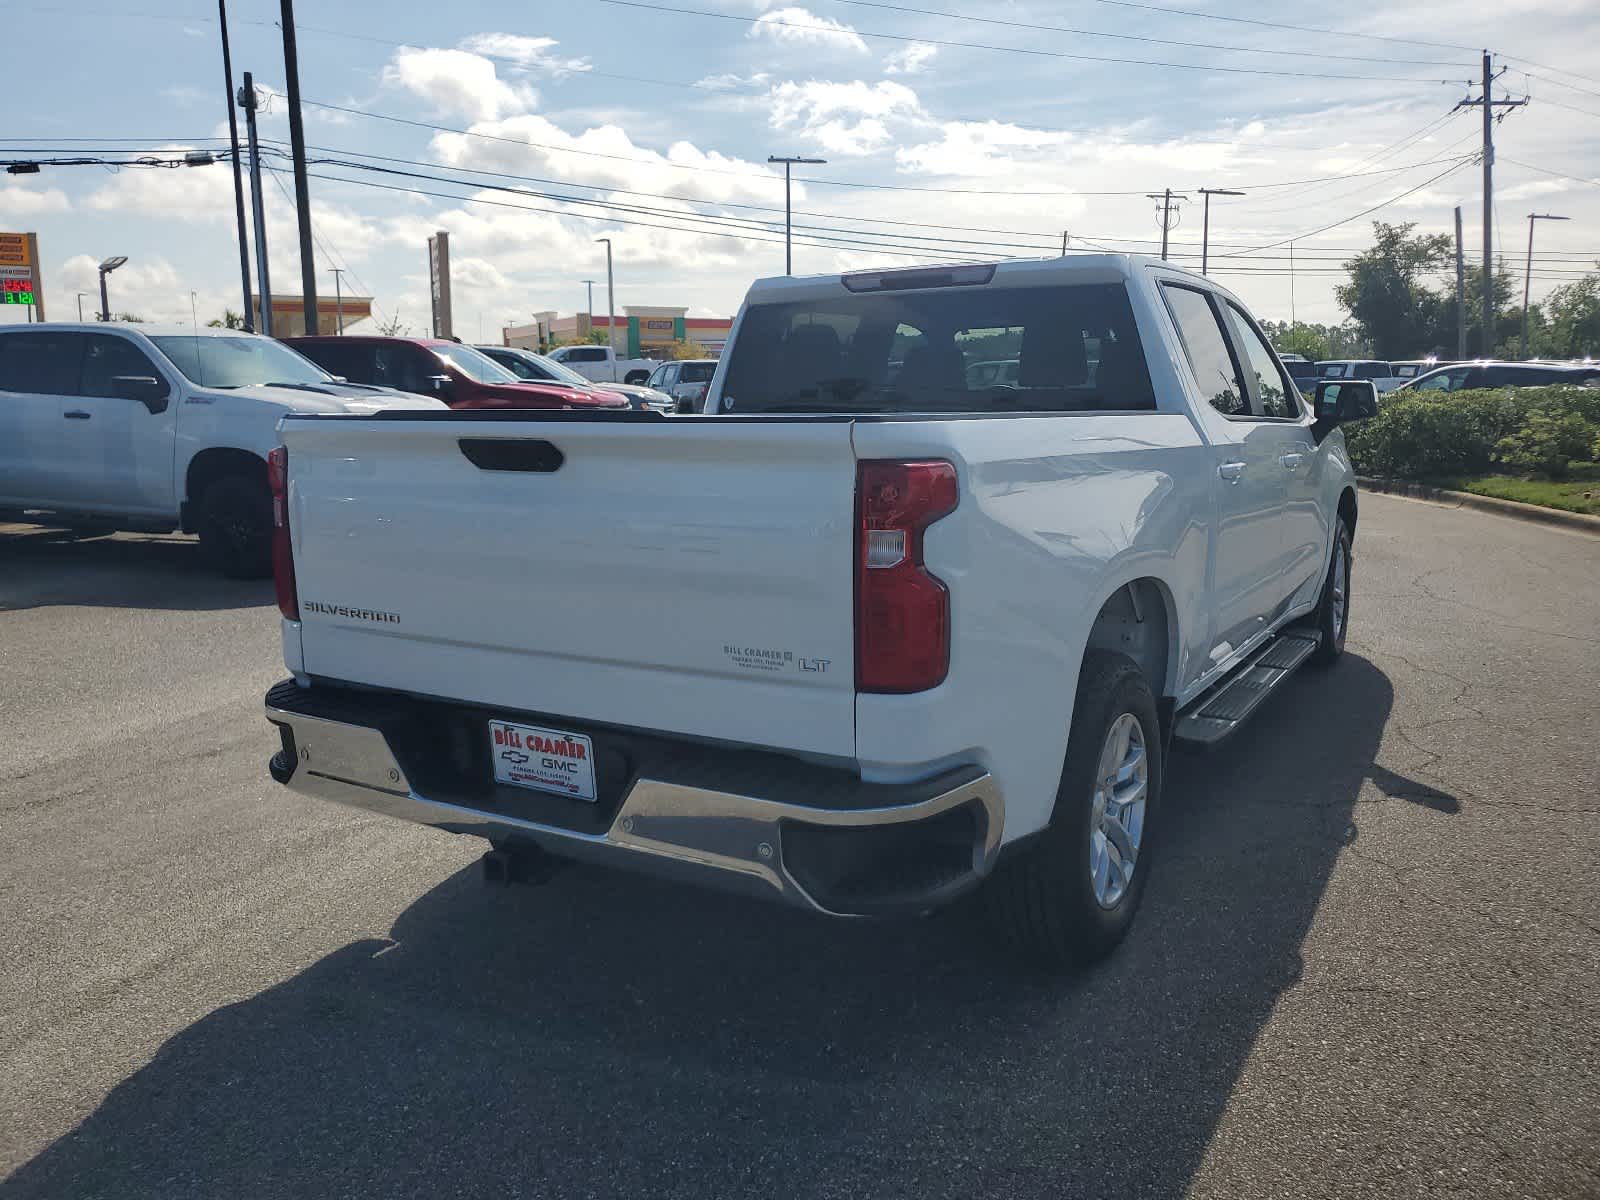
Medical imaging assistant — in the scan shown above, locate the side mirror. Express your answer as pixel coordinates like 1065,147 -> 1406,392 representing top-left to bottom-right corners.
427,373 -> 455,400
111,374 -> 170,414
1313,379 -> 1377,431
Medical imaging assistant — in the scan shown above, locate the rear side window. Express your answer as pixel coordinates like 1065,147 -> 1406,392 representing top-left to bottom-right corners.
1160,284 -> 1247,416
719,282 -> 1155,414
678,362 -> 716,384
562,346 -> 606,363
1395,364 -> 1420,378
0,332 -> 83,394
1354,362 -> 1391,380
1319,363 -> 1348,378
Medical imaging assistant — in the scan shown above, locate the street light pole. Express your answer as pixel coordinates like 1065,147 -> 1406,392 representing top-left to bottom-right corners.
278,0 -> 319,336
768,155 -> 826,275
329,267 -> 345,333
97,256 -> 127,322
240,72 -> 273,335
217,0 -> 255,331
1197,188 -> 1245,276
1520,212 -> 1569,360
581,279 -> 596,321
76,292 -> 87,322
595,239 -> 617,382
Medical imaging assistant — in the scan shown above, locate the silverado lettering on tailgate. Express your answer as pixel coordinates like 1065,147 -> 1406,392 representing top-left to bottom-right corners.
303,601 -> 401,624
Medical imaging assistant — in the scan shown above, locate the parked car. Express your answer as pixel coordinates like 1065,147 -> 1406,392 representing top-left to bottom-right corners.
1389,358 -> 1446,382
545,343 -> 655,385
0,324 -> 443,576
1281,357 -> 1320,395
262,254 -> 1374,966
286,336 -> 628,411
475,345 -> 671,413
1316,359 -> 1404,393
1397,360 -> 1600,393
644,358 -> 719,412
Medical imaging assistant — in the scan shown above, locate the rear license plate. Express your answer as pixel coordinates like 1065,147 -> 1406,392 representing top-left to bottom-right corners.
488,719 -> 597,802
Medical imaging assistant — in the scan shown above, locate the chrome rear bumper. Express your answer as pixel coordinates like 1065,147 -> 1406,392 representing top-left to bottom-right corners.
264,685 -> 1002,916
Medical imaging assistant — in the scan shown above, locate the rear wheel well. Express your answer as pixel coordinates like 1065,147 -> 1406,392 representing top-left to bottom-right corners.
1084,579 -> 1174,699
183,448 -> 266,532
1339,487 -> 1358,537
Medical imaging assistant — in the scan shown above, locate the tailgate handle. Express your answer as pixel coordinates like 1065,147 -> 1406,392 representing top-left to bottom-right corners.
458,438 -> 565,473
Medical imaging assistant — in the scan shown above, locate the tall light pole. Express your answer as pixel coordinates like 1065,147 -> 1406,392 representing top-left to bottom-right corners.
581,279 -> 597,319
1521,212 -> 1569,360
76,292 -> 88,322
329,267 -> 345,333
595,238 -> 617,382
240,71 -> 273,335
1197,188 -> 1244,276
279,0 -> 319,335
97,256 -> 127,322
768,155 -> 826,275
217,0 -> 255,330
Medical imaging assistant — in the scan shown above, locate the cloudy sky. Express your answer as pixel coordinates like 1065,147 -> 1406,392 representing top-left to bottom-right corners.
4,0 -> 1598,336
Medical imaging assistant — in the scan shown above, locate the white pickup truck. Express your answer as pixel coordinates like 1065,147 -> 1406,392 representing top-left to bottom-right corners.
545,343 -> 655,385
0,324 -> 442,575
262,256 -> 1376,965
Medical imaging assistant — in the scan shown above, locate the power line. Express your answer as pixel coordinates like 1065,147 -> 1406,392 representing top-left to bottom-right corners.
1500,157 -> 1600,189
822,0 -> 1466,66
590,0 -> 1464,83
1236,158 -> 1479,254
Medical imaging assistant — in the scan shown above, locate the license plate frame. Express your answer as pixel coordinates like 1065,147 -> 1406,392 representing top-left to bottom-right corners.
488,719 -> 598,802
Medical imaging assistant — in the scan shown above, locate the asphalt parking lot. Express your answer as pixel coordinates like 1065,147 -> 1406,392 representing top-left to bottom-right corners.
1,494 -> 1597,1200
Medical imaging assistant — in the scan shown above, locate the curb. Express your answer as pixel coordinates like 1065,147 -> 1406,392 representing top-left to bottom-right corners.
1357,476 -> 1600,536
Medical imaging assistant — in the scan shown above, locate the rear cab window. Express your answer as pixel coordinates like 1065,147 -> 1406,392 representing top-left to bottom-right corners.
1159,283 -> 1247,416
718,280 -> 1156,414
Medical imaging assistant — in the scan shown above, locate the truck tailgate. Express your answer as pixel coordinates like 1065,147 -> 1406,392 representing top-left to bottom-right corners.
279,416 -> 858,759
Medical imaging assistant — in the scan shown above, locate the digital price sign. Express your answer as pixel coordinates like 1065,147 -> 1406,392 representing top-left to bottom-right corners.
1,276 -> 35,306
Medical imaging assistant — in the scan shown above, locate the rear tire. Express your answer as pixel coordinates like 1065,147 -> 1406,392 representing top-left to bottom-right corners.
196,474 -> 272,579
985,650 -> 1163,968
1306,519 -> 1352,666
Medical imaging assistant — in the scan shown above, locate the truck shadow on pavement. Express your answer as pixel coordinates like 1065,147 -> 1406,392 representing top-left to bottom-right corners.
3,655 -> 1446,1200
0,526 -> 271,612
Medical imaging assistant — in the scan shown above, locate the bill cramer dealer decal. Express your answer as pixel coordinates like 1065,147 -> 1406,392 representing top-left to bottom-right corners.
722,645 -> 829,674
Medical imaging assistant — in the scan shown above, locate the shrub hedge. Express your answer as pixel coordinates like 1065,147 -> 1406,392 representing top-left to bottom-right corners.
1341,386 -> 1600,480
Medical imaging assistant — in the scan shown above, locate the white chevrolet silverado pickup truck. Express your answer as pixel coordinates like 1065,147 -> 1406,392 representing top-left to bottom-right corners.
262,255 -> 1377,965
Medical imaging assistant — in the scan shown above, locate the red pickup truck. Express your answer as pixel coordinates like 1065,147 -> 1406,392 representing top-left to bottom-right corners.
286,336 -> 629,410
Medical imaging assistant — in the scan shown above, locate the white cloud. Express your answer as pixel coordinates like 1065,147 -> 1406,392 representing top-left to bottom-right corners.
383,47 -> 537,122
458,33 -> 589,75
695,71 -> 772,91
769,80 -> 924,156
750,7 -> 869,53
883,42 -> 936,76
0,185 -> 71,217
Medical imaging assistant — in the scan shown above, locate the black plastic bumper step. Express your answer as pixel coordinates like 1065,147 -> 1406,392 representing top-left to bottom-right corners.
1173,632 -> 1320,748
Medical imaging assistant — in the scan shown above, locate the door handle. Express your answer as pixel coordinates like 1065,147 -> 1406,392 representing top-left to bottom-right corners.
1218,461 -> 1246,483
64,410 -> 92,420
1279,452 -> 1306,469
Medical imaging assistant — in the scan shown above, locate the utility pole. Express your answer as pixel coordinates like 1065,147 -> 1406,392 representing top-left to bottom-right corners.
1456,51 -> 1528,356
1289,241 -> 1297,324
1061,230 -> 1069,256
76,292 -> 87,322
239,72 -> 273,335
768,155 -> 826,275
217,0 -> 255,331
279,0 -> 319,336
1453,207 -> 1467,359
581,278 -> 596,319
1521,212 -> 1569,359
1197,187 -> 1244,276
1146,189 -> 1188,261
596,238 -> 617,382
329,267 -> 346,333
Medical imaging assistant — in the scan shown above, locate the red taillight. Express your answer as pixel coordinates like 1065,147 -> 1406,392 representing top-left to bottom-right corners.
267,446 -> 298,620
855,460 -> 958,693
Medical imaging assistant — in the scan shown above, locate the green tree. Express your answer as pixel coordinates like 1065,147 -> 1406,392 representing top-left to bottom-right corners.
662,339 -> 709,361
376,311 -> 410,336
1532,271 -> 1600,359
1334,222 -> 1454,360
206,308 -> 245,329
